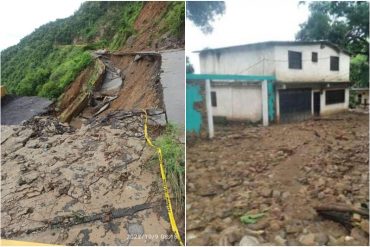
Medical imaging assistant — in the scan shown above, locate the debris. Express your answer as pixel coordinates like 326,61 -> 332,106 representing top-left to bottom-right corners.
94,102 -> 110,117
238,235 -> 260,246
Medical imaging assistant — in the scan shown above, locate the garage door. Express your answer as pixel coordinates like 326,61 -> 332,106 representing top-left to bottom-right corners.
279,88 -> 311,123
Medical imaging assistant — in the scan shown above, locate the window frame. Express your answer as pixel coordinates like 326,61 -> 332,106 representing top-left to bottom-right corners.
312,52 -> 318,63
211,91 -> 217,107
288,50 -> 302,69
326,89 -> 345,105
330,56 -> 339,71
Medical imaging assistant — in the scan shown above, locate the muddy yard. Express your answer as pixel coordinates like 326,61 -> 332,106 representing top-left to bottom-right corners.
186,111 -> 369,246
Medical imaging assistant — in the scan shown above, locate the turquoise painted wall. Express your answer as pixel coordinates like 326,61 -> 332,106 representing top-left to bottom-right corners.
186,84 -> 203,133
268,81 -> 275,122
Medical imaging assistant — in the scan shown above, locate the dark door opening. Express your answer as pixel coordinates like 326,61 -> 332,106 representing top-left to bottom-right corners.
314,92 -> 320,116
279,88 -> 311,123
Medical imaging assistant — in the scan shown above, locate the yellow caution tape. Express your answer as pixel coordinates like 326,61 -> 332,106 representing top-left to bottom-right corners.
0,239 -> 54,246
142,110 -> 184,246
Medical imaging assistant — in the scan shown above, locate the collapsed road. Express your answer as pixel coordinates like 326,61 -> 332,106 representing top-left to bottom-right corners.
186,111 -> 369,246
1,51 -> 184,245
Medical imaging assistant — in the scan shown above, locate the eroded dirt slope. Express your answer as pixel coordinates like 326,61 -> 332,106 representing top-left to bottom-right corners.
186,112 -> 369,246
1,112 -> 177,245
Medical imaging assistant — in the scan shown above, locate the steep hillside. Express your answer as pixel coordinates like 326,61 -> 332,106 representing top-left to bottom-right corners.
1,1 -> 184,99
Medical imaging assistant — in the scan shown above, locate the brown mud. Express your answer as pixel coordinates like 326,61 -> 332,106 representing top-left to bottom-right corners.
186,112 -> 369,246
1,112 -> 178,245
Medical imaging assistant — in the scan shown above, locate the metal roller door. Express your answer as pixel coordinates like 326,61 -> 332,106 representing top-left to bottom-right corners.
279,88 -> 311,123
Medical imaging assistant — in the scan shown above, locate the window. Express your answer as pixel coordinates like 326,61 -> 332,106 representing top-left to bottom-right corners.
288,51 -> 302,69
211,91 -> 217,107
326,90 -> 345,105
312,52 -> 318,62
330,56 -> 339,71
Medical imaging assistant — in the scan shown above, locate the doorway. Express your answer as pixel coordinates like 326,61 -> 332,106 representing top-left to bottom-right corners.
314,92 -> 320,116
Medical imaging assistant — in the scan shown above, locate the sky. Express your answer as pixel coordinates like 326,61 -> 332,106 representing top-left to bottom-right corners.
0,0 -> 86,51
186,0 -> 310,72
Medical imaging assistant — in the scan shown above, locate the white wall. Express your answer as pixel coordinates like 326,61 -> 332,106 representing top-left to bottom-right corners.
199,45 -> 275,75
274,44 -> 350,83
199,43 -> 350,83
211,84 -> 262,121
321,88 -> 349,115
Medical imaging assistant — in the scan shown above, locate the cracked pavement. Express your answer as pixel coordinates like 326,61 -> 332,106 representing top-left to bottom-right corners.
1,112 -> 175,245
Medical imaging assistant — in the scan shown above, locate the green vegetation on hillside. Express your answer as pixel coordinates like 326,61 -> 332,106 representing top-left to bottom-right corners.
1,1 -> 184,100
1,1 -> 143,99
161,1 -> 185,38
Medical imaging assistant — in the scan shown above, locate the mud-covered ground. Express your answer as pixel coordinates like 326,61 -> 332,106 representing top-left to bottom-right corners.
1,111 -> 179,245
186,111 -> 369,246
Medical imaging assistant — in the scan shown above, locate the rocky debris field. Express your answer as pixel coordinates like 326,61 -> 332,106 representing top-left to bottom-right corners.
1,111 -> 177,245
186,112 -> 369,246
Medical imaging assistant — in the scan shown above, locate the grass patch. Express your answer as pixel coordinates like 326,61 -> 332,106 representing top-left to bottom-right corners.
153,122 -> 184,216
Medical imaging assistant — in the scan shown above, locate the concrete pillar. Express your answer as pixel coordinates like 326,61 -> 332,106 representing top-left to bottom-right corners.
262,80 -> 269,126
205,79 -> 214,138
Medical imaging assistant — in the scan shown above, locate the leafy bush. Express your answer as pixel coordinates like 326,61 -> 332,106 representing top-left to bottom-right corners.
38,48 -> 92,99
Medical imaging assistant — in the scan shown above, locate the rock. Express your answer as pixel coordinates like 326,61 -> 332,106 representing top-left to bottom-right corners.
314,233 -> 329,245
274,235 -> 286,245
344,236 -> 354,242
351,227 -> 368,242
352,213 -> 361,222
286,239 -> 301,246
269,220 -> 281,231
134,55 -> 142,62
219,226 -> 244,246
298,233 -> 316,246
127,223 -> 144,235
239,235 -> 260,246
285,223 -> 302,234
272,190 -> 281,198
359,219 -> 369,234
223,217 -> 232,224
281,191 -> 290,199
260,188 -> 272,198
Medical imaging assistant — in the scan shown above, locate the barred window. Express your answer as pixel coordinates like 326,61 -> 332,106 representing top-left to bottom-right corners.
326,90 -> 345,105
330,56 -> 339,71
288,51 -> 302,69
312,52 -> 318,62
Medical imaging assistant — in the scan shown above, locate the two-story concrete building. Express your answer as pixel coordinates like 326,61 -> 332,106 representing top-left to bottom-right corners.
195,41 -> 351,123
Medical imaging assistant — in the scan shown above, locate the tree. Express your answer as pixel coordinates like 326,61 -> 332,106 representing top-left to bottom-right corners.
186,1 -> 226,34
296,1 -> 369,87
186,56 -> 194,73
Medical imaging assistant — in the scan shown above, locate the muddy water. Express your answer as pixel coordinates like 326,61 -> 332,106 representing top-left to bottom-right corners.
160,50 -> 185,129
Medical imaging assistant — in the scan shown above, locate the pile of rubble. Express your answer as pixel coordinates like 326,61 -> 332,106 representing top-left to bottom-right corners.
186,112 -> 369,246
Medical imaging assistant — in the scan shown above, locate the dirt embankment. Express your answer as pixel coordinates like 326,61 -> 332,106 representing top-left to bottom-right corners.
122,1 -> 184,52
1,112 -> 176,245
186,112 -> 369,246
106,53 -> 163,112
